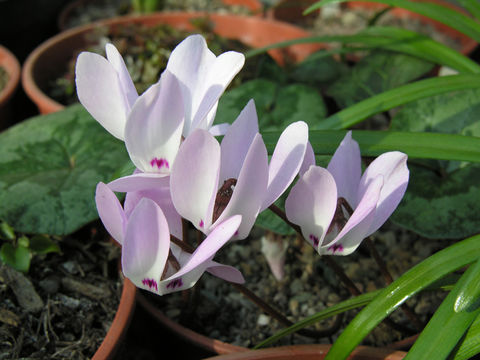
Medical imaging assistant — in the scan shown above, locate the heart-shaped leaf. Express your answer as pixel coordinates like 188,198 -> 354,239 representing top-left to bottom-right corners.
0,104 -> 130,235
390,88 -> 480,238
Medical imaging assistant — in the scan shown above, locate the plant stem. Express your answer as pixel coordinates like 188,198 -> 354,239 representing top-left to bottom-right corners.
364,237 -> 424,331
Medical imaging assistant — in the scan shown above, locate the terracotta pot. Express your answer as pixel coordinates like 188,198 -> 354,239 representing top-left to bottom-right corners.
201,344 -> 407,360
0,45 -> 20,127
269,0 -> 477,56
57,0 -> 264,31
22,12 -> 322,114
92,277 -> 137,360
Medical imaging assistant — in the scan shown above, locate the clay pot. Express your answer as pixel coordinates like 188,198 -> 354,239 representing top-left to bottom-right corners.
22,12 -> 322,114
92,277 -> 137,360
0,45 -> 20,127
57,0 -> 264,31
269,0 -> 477,56
202,344 -> 407,360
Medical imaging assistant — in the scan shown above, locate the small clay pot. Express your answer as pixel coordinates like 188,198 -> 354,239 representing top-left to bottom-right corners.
0,45 -> 20,127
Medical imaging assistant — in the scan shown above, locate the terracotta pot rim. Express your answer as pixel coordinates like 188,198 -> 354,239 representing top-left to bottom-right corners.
0,45 -> 21,107
23,11 -> 321,114
57,0 -> 265,31
201,344 -> 407,359
92,276 -> 137,360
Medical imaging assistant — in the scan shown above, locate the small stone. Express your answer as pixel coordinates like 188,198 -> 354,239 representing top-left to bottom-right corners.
289,278 -> 303,294
39,276 -> 60,295
61,261 -> 77,274
257,314 -> 270,326
57,293 -> 81,309
341,11 -> 361,27
289,299 -> 299,315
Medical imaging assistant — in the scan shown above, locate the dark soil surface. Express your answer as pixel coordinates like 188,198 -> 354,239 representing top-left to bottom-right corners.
0,223 -> 122,360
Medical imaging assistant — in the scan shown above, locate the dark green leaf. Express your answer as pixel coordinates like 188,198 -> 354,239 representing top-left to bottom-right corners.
0,243 -> 31,273
0,104 -> 130,235
215,79 -> 327,132
451,313 -> 480,360
390,88 -> 480,238
327,50 -> 433,108
29,235 -> 61,255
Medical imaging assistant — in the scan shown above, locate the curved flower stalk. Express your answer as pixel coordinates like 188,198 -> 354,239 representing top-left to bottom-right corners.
166,34 -> 245,137
285,131 -> 409,256
170,99 -> 309,240
95,182 -> 245,295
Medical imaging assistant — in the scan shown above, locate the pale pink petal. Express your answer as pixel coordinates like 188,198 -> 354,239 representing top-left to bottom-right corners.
285,166 -> 337,250
206,262 -> 245,283
125,71 -> 184,173
124,187 -> 183,240
190,51 -> 245,133
122,198 -> 170,294
105,43 -> 138,109
299,141 -> 315,176
327,131 -> 362,207
75,52 -> 131,140
108,172 -> 169,193
359,152 -> 409,235
160,215 -> 242,293
209,123 -> 230,136
95,182 -> 127,245
220,99 -> 259,181
166,35 -> 244,136
214,134 -> 268,240
170,129 -> 220,232
321,175 -> 383,256
261,121 -> 309,211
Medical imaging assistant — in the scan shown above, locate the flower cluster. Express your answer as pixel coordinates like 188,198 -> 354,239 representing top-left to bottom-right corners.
76,34 -> 409,296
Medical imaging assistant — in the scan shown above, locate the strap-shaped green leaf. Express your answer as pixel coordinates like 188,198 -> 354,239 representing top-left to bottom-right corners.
324,234 -> 480,360
404,257 -> 480,359
305,0 -> 480,42
262,130 -> 480,162
245,28 -> 480,74
452,313 -> 480,360
318,74 -> 480,129
438,0 -> 480,19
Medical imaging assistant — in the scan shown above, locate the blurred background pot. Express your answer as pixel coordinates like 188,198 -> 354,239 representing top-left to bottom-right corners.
0,45 -> 21,128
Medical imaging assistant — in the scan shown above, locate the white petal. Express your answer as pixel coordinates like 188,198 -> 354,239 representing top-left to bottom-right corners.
359,151 -> 410,235
285,166 -> 337,250
95,182 -> 127,245
124,71 -> 184,174
261,121 -> 309,211
327,131 -> 362,207
105,43 -> 138,109
75,51 -> 132,140
214,134 -> 268,239
122,198 -> 170,294
170,129 -> 220,232
220,99 -> 259,181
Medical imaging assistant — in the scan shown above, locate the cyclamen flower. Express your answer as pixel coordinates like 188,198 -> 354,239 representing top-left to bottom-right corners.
285,131 -> 409,255
76,34 -> 244,140
170,99 -> 309,240
95,182 -> 244,295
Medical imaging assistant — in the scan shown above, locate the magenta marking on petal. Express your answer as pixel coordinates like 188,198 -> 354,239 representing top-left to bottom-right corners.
150,157 -> 170,169
309,234 -> 319,247
328,243 -> 344,254
199,219 -> 204,228
166,278 -> 183,289
142,278 -> 158,291
234,230 -> 239,236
